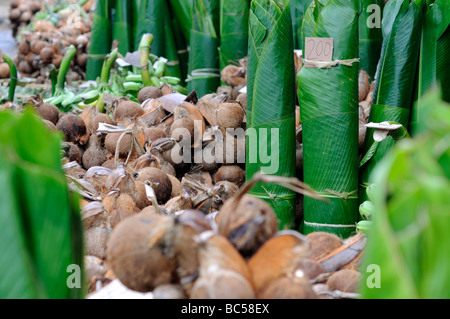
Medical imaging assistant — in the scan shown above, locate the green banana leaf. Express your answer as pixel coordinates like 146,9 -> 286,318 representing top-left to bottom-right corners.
187,0 -> 220,97
168,0 -> 194,43
412,0 -> 450,133
130,0 -> 140,49
219,0 -> 250,70
135,0 -> 182,78
170,16 -> 190,85
291,0 -> 312,50
0,109 -> 84,299
113,0 -> 132,56
246,0 -> 297,229
359,0 -> 384,80
360,0 -> 425,202
297,0 -> 360,238
86,0 -> 112,81
361,90 -> 450,299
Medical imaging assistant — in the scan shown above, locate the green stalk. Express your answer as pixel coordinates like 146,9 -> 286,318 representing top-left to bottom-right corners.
297,0 -> 360,237
56,45 -> 77,92
2,54 -> 17,102
246,0 -> 297,229
139,34 -> 154,87
86,0 -> 112,81
100,48 -> 119,87
49,65 -> 57,96
219,0 -> 250,71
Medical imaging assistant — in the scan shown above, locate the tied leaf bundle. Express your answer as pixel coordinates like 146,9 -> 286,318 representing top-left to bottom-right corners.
290,0 -> 312,50
187,0 -> 220,98
359,0 -> 384,80
246,0 -> 297,229
168,0 -> 194,43
0,110 -> 84,298
360,0 -> 425,199
86,0 -> 112,81
297,0 -> 360,237
412,0 -> 450,133
113,0 -> 132,56
219,0 -> 250,71
135,0 -> 182,78
361,91 -> 450,298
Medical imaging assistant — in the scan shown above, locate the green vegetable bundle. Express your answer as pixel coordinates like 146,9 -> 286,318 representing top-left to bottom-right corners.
290,0 -> 312,50
0,110 -> 84,298
360,0 -> 425,199
361,90 -> 450,298
412,0 -> 450,133
86,0 -> 112,81
135,0 -> 181,78
187,0 -> 220,97
246,0 -> 297,229
359,0 -> 384,80
113,0 -> 132,56
219,0 -> 250,70
297,0 -> 360,238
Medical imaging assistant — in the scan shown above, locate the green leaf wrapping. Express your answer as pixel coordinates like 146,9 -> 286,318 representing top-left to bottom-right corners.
86,0 -> 112,81
246,0 -> 297,230
113,0 -> 132,56
135,0 -> 181,78
359,0 -> 384,80
187,0 -> 220,97
168,0 -> 194,43
360,0 -> 425,201
291,0 -> 312,50
219,0 -> 250,70
361,91 -> 450,299
0,110 -> 84,299
297,0 -> 360,237
412,0 -> 450,133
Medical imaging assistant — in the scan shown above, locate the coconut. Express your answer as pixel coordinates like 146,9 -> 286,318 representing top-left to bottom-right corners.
168,174 -> 182,198
135,167 -> 172,204
258,276 -> 316,299
57,113 -> 90,145
18,41 -> 30,55
138,86 -> 162,103
18,60 -> 32,74
82,134 -> 108,170
170,118 -> 194,144
144,127 -> 167,143
104,132 -> 134,158
306,232 -> 342,262
215,165 -> 245,187
36,103 -> 60,125
103,192 -> 140,228
221,65 -> 246,87
0,63 -> 11,79
217,102 -> 245,129
63,142 -> 84,164
217,194 -> 278,257
113,100 -> 144,122
89,113 -> 116,134
326,269 -> 361,293
106,214 -> 177,292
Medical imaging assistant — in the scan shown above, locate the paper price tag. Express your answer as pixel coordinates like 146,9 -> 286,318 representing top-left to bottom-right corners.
304,37 -> 333,68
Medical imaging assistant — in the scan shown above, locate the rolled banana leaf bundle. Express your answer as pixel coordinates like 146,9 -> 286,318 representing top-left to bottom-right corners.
187,0 -> 220,97
113,0 -> 132,56
219,0 -> 250,70
359,0 -> 384,80
86,0 -> 112,81
246,0 -> 297,229
297,0 -> 360,237
360,0 -> 425,198
135,0 -> 181,78
168,0 -> 194,43
412,0 -> 450,133
290,0 -> 312,50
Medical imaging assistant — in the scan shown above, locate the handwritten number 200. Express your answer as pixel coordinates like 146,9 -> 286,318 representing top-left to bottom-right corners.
306,39 -> 331,59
